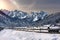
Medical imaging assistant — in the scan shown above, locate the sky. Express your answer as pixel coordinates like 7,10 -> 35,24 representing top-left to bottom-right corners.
0,0 -> 60,13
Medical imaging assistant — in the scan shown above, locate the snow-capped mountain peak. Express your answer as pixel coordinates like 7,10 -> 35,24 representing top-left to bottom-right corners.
0,10 -> 48,27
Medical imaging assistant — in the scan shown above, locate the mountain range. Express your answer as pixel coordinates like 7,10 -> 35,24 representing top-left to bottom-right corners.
0,9 -> 60,27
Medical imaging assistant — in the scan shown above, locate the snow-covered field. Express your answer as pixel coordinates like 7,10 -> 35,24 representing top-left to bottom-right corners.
0,29 -> 60,40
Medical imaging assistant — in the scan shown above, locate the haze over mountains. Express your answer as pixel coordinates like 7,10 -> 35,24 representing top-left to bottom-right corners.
0,9 -> 60,27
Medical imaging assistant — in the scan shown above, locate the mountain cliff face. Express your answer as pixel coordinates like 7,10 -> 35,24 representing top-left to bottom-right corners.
0,9 -> 60,27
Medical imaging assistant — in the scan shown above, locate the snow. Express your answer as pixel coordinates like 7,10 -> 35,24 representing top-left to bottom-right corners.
0,29 -> 60,40
33,16 -> 38,22
20,16 -> 27,19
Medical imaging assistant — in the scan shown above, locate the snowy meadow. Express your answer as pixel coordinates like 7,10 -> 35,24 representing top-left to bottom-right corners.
0,29 -> 60,40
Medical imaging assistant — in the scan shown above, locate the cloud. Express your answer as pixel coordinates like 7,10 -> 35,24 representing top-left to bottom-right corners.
0,0 -> 17,10
1,0 -> 60,13
15,0 -> 60,5
14,0 -> 60,12
15,0 -> 34,6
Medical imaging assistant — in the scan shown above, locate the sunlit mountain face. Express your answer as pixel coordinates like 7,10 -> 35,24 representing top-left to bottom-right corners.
0,0 -> 60,13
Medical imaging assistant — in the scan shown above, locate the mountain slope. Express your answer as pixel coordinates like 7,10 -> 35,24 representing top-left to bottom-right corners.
41,12 -> 60,25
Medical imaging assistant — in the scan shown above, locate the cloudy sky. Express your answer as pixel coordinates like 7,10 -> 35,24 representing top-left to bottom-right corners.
0,0 -> 60,13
